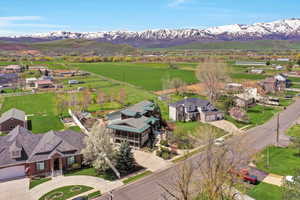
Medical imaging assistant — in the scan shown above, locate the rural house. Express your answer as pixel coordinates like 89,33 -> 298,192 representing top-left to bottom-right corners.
25,77 -> 37,88
52,70 -> 76,77
35,80 -> 55,89
260,74 -> 288,93
234,88 -> 258,108
169,98 -> 224,122
3,65 -> 22,73
107,101 -> 161,148
0,108 -> 26,133
0,126 -> 85,180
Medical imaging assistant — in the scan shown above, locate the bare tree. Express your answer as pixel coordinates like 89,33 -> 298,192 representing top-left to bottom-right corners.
56,93 -> 68,118
196,59 -> 229,102
161,126 -> 249,200
97,89 -> 106,105
118,88 -> 127,105
81,89 -> 92,111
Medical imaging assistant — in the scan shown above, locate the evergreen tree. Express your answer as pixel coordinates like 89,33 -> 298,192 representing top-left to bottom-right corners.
115,142 -> 135,174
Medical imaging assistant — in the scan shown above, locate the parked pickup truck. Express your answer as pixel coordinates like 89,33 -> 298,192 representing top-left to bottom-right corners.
229,168 -> 258,185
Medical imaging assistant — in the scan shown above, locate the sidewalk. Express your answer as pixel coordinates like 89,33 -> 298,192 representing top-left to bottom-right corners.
262,173 -> 284,186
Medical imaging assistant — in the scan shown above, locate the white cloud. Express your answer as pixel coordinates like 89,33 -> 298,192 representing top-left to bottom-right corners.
0,16 -> 69,35
168,0 -> 190,8
0,16 -> 42,21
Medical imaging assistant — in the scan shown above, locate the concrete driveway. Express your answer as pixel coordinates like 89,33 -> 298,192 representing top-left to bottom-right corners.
134,150 -> 172,172
30,175 -> 123,200
0,178 -> 30,200
209,120 -> 243,134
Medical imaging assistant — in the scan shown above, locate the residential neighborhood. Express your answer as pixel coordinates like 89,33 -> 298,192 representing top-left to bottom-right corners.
1,2 -> 300,200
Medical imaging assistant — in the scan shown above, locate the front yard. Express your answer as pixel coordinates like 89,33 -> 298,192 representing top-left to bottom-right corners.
247,182 -> 282,200
64,167 -> 117,181
226,105 -> 280,129
39,185 -> 93,200
29,177 -> 52,189
254,146 -> 300,176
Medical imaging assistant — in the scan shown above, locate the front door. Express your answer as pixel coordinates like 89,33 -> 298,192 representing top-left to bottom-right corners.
54,158 -> 60,171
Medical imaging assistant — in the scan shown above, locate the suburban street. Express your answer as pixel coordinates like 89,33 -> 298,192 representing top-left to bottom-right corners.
97,98 -> 300,200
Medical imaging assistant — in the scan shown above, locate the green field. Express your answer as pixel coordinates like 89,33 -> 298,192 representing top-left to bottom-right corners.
1,93 -> 57,115
247,183 -> 282,200
255,146 -> 300,176
70,62 -> 198,91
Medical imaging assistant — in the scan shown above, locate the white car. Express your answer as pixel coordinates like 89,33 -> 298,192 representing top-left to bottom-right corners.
214,138 -> 225,146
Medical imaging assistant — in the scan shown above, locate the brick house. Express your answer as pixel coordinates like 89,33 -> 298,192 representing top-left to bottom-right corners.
107,101 -> 161,148
0,126 -> 86,180
52,70 -> 76,77
0,108 -> 26,133
3,65 -> 23,73
169,98 -> 224,122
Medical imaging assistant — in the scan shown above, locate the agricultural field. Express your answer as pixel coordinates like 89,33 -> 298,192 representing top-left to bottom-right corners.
70,62 -> 198,91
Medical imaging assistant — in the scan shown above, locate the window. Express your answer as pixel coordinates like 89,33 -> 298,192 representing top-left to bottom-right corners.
36,161 -> 45,171
11,150 -> 21,158
67,156 -> 75,166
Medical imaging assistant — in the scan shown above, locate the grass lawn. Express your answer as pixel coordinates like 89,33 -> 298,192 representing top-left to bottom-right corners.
87,191 -> 101,199
247,105 -> 280,127
67,126 -> 82,132
64,167 -> 117,181
39,185 -> 93,200
280,98 -> 294,107
230,73 -> 267,80
247,183 -> 282,200
122,171 -> 152,184
227,105 -> 280,129
286,124 -> 300,137
1,93 -> 57,115
71,62 -> 198,91
29,178 -> 52,189
255,146 -> 300,176
28,115 -> 64,133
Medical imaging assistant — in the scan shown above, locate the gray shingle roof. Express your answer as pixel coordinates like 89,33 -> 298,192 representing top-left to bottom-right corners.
169,98 -> 210,108
121,100 -> 155,117
0,108 -> 25,124
108,116 -> 152,133
0,126 -> 86,167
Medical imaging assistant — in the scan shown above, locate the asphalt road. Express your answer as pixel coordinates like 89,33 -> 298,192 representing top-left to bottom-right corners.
96,98 -> 300,200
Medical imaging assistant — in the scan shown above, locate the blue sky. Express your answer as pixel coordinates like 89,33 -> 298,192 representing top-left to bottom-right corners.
0,0 -> 299,35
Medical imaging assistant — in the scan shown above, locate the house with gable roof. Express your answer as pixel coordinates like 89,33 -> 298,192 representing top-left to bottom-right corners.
0,126 -> 85,180
0,108 -> 26,133
107,100 -> 161,148
169,98 -> 224,122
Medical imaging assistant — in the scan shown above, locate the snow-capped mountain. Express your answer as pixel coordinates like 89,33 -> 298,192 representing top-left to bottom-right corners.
2,18 -> 300,47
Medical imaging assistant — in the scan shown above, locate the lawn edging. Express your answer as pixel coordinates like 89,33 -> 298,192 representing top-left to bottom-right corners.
122,170 -> 152,184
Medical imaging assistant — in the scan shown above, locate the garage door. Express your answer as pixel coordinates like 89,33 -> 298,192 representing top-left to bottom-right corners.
0,166 -> 25,180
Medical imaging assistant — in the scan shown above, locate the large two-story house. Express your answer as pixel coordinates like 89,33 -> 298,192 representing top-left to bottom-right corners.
169,98 -> 224,122
106,101 -> 161,148
0,126 -> 85,180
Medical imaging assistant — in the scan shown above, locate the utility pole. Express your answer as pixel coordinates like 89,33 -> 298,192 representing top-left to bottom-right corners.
276,113 -> 280,146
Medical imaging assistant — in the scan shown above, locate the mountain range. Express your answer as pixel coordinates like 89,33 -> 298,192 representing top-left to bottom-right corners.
1,18 -> 300,48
